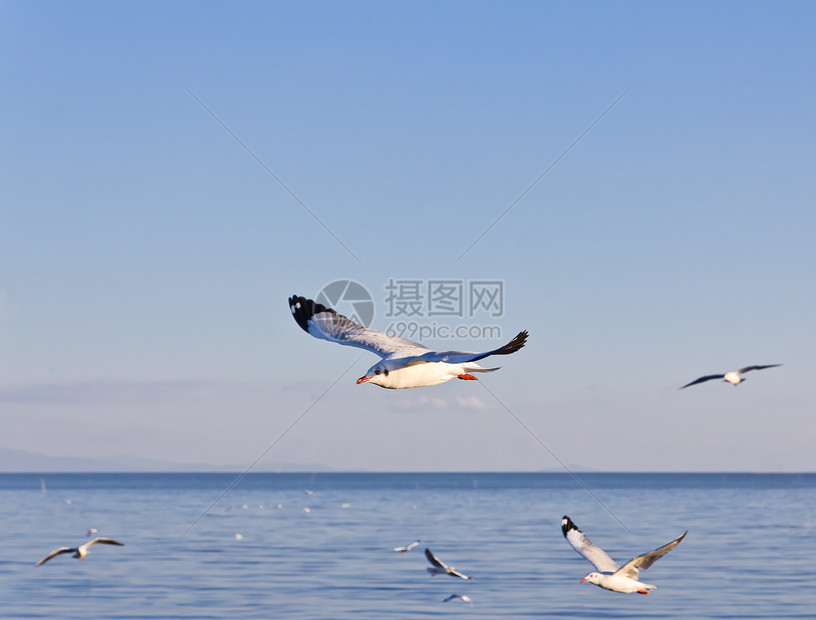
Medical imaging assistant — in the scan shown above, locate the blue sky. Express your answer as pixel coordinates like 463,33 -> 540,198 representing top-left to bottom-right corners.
1,1 -> 814,471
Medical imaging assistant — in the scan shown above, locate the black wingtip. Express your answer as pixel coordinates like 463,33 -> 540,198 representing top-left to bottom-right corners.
288,295 -> 336,333
495,330 -> 529,356
561,515 -> 579,537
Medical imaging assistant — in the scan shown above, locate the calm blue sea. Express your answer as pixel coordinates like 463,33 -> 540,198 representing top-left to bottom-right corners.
0,473 -> 813,618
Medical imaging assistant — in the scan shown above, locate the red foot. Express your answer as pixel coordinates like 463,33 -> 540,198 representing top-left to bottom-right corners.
457,374 -> 478,380
637,590 -> 649,595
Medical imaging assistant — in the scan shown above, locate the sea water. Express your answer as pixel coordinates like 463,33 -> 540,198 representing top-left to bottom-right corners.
0,473 -> 814,618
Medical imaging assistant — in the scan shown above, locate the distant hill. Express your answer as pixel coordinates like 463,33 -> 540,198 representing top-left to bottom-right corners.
0,446 -> 334,473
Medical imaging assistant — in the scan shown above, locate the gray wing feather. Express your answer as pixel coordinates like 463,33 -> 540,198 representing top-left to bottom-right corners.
448,569 -> 472,580
616,531 -> 687,579
290,296 -> 427,358
86,537 -> 124,548
561,516 -> 620,573
679,374 -> 725,389
425,548 -> 447,569
35,547 -> 73,567
416,331 -> 528,364
737,364 -> 782,374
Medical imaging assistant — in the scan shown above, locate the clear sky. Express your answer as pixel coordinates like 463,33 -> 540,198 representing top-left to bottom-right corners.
1,1 -> 814,471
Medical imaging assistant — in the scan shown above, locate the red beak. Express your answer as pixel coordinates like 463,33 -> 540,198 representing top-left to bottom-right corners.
580,577 -> 589,583
356,376 -> 371,384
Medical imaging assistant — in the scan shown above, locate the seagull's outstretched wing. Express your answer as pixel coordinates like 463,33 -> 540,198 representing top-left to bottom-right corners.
415,331 -> 528,364
448,568 -> 473,580
289,296 -> 427,358
84,537 -> 124,549
561,516 -> 620,573
737,364 -> 782,375
425,548 -> 448,570
679,374 -> 725,390
615,531 -> 687,580
35,547 -> 73,567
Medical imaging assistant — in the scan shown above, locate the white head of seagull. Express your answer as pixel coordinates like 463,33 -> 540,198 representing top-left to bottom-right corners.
680,364 -> 781,389
561,516 -> 685,594
289,295 -> 528,389
35,537 -> 125,567
424,547 -> 473,580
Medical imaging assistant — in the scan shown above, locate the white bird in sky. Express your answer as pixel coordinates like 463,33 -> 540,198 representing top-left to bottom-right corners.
392,540 -> 420,553
561,516 -> 685,594
35,537 -> 125,567
289,295 -> 527,389
680,364 -> 781,389
425,548 -> 473,580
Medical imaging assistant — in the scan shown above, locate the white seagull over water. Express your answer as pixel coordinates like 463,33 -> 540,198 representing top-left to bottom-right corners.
443,594 -> 473,605
289,295 -> 528,389
425,548 -> 473,580
561,516 -> 686,594
680,364 -> 781,389
392,540 -> 420,553
35,537 -> 124,567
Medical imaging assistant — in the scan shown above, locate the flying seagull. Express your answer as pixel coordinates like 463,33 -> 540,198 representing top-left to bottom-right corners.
680,364 -> 781,389
425,548 -> 473,580
561,516 -> 686,594
392,540 -> 420,553
289,295 -> 527,389
35,537 -> 125,567
442,594 -> 473,605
